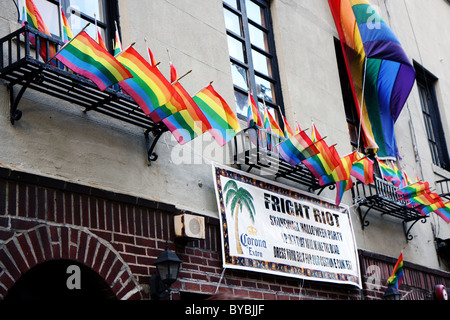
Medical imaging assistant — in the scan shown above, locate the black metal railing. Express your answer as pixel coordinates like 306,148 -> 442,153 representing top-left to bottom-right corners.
436,178 -> 450,201
0,24 -> 167,164
231,126 -> 328,193
352,176 -> 427,241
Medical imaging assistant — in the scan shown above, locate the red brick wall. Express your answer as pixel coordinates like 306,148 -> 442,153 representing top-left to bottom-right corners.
0,167 -> 448,300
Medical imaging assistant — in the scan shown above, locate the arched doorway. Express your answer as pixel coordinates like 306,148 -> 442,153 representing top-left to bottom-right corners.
5,260 -> 117,300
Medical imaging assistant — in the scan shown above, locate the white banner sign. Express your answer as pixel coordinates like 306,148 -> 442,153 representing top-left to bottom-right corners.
213,164 -> 361,288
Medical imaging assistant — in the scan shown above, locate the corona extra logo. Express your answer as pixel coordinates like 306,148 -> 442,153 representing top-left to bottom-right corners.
247,226 -> 257,236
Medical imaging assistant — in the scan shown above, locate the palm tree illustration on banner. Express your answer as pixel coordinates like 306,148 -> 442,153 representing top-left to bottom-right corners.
224,180 -> 256,255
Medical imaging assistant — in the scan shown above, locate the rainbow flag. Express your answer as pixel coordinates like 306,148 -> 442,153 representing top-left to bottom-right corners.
115,46 -> 185,120
113,22 -> 122,56
247,93 -> 263,128
415,200 -> 445,216
387,251 -> 404,290
302,124 -> 341,183
23,0 -> 57,62
378,159 -> 402,187
96,28 -> 107,50
162,65 -> 210,144
435,202 -> 450,224
192,84 -> 241,146
281,114 -> 294,138
351,153 -> 374,184
397,181 -> 429,199
266,109 -> 285,138
329,0 -> 415,159
60,8 -> 73,42
55,31 -> 132,91
277,130 -> 319,166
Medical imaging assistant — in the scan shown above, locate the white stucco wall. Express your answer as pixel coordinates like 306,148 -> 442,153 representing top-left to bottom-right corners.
0,0 -> 449,270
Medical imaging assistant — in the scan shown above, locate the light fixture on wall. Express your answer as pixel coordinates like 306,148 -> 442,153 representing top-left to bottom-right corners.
150,242 -> 182,300
383,286 -> 402,300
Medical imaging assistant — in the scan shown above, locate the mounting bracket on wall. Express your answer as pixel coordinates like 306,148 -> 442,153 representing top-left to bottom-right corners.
144,128 -> 168,166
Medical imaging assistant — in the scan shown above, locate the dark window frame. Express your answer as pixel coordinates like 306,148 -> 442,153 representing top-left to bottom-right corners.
414,62 -> 450,171
33,0 -> 119,53
223,0 -> 285,124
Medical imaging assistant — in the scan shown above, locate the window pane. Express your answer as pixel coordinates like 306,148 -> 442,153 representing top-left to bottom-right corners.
69,0 -> 104,22
33,0 -> 60,36
224,8 -> 242,36
69,13 -> 105,40
234,90 -> 248,117
231,62 -> 248,89
245,0 -> 265,27
249,24 -> 268,50
223,0 -> 238,10
252,49 -> 271,77
227,35 -> 245,63
255,76 -> 275,103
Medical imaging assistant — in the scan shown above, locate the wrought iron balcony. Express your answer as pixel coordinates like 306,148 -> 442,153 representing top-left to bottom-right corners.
436,178 -> 450,201
231,126 -> 331,193
0,24 -> 167,165
352,176 -> 427,241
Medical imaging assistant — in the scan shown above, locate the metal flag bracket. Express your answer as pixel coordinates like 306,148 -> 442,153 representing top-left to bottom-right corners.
144,128 -> 166,166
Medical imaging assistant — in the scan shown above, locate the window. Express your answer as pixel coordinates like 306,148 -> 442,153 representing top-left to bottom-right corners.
415,62 -> 450,171
19,0 -> 119,52
223,0 -> 284,124
333,38 -> 364,151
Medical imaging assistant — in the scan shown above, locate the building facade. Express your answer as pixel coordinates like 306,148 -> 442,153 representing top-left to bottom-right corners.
0,0 -> 449,300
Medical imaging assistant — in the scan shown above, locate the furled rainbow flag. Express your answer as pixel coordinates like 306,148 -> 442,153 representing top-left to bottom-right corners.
266,108 -> 285,138
435,202 -> 450,224
281,113 -> 294,138
329,0 -> 415,159
162,63 -> 210,144
60,8 -> 73,42
378,158 -> 402,187
192,84 -> 241,146
387,251 -> 404,290
113,22 -> 123,56
247,93 -> 263,128
96,28 -> 107,50
22,0 -> 57,62
396,181 -> 430,200
54,30 -> 132,91
302,124 -> 341,183
351,153 -> 374,184
277,130 -> 319,167
115,45 -> 185,120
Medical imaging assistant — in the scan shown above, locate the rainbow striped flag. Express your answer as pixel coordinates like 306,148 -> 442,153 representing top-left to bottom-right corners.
96,28 -> 107,50
113,22 -> 122,56
415,200 -> 445,216
163,81 -> 211,144
115,46 -> 185,120
302,124 -> 341,184
435,202 -> 450,224
266,109 -> 285,138
378,159 -> 402,187
55,31 -> 132,91
277,130 -> 319,166
60,8 -> 73,42
351,153 -> 374,185
396,181 -> 430,200
192,84 -> 241,146
247,93 -> 263,128
281,114 -> 294,138
387,251 -> 404,290
23,0 -> 57,63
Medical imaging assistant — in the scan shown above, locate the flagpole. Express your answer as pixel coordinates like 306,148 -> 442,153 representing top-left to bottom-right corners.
357,57 -> 368,152
59,0 -> 64,42
46,22 -> 90,63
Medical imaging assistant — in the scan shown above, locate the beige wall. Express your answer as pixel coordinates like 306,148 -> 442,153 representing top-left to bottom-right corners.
0,0 -> 449,270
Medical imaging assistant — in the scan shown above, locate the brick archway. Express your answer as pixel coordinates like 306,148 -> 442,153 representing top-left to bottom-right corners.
0,224 -> 143,300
